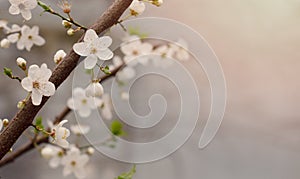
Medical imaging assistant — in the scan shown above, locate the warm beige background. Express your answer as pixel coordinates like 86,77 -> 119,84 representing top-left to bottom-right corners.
1,0 -> 300,178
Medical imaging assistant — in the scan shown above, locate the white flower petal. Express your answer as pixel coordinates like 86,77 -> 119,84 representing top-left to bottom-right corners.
41,82 -> 55,96
84,55 -> 98,69
31,89 -> 43,106
73,42 -> 89,56
63,166 -> 72,176
78,107 -> 91,118
113,56 -> 123,67
21,77 -> 33,92
67,99 -> 75,110
96,49 -> 113,61
84,29 -> 98,43
9,5 -> 20,15
33,35 -> 45,46
21,9 -> 32,21
23,0 -> 37,9
96,36 -> 112,49
28,64 -> 40,79
7,34 -> 19,43
49,157 -> 61,168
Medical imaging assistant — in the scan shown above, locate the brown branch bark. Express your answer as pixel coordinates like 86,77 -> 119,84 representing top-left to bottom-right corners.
0,0 -> 132,161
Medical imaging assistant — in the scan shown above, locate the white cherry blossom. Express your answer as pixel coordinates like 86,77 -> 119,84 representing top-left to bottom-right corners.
85,81 -> 104,97
16,25 -> 45,51
21,63 -> 56,106
41,144 -> 64,168
67,87 -> 102,118
121,40 -> 153,66
54,49 -> 66,64
70,124 -> 90,135
61,146 -> 89,179
48,120 -> 70,148
73,29 -> 113,69
8,0 -> 37,21
129,0 -> 146,16
169,39 -> 190,61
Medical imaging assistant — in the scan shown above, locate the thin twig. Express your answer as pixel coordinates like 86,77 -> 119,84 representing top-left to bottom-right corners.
37,1 -> 88,30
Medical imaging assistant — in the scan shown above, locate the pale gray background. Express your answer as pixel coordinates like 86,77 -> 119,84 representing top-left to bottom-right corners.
0,0 -> 300,178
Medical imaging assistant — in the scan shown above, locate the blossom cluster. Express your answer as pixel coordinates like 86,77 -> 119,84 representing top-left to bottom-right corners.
41,144 -> 92,178
0,21 -> 45,51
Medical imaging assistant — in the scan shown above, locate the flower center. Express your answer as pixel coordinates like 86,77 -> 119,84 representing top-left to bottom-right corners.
32,81 -> 40,89
28,35 -> 33,40
18,3 -> 26,10
133,50 -> 139,55
57,151 -> 64,157
71,161 -> 76,166
81,99 -> 87,104
91,48 -> 97,54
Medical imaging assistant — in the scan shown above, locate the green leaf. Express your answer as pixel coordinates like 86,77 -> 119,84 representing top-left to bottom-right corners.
116,165 -> 136,179
3,68 -> 13,78
37,1 -> 52,12
110,120 -> 124,136
35,117 -> 44,133
101,65 -> 111,75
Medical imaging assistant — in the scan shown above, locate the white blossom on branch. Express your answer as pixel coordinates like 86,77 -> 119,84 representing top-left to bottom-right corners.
21,63 -> 56,106
8,0 -> 37,21
73,29 -> 114,69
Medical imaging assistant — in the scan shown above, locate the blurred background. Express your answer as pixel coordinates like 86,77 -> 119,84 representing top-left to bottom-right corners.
1,0 -> 300,178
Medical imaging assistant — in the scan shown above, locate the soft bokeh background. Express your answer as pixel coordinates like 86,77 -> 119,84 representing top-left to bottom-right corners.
1,0 -> 300,178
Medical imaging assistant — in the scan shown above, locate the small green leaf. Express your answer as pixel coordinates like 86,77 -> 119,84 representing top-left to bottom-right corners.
35,117 -> 44,133
100,65 -> 111,75
3,68 -> 13,78
110,120 -> 124,136
116,165 -> 136,179
37,1 -> 52,12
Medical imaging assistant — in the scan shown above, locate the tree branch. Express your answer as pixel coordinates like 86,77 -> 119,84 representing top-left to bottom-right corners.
0,0 -> 133,161
0,63 -> 124,167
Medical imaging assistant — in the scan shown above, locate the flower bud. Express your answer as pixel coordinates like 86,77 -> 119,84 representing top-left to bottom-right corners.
3,119 -> 9,127
0,38 -> 10,48
54,50 -> 66,64
129,0 -> 146,16
17,100 -> 26,109
152,0 -> 163,6
62,20 -> 72,29
85,81 -> 104,97
16,57 -> 27,71
86,147 -> 95,155
67,28 -> 75,36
